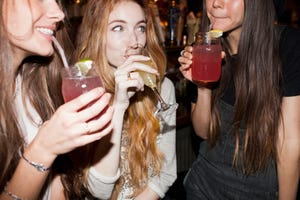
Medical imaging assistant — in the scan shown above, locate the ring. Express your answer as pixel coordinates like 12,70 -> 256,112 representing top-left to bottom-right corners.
180,50 -> 186,56
127,72 -> 132,80
83,123 -> 90,134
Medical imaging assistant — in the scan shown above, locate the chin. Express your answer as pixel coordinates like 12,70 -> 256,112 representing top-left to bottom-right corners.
39,49 -> 54,57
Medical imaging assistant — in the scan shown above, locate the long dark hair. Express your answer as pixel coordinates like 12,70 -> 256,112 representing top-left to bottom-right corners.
204,0 -> 282,173
0,0 -> 89,198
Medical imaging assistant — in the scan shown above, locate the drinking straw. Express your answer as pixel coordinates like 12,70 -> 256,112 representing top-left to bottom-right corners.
52,36 -> 69,69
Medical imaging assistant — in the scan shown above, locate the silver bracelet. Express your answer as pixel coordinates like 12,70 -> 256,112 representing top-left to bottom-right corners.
3,184 -> 22,200
21,154 -> 50,172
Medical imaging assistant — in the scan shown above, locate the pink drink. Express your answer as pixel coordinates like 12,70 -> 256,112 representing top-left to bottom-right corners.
62,76 -> 102,102
192,44 -> 222,83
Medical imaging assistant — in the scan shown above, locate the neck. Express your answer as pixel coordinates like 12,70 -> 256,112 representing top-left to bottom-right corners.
12,46 -> 29,71
226,27 -> 242,55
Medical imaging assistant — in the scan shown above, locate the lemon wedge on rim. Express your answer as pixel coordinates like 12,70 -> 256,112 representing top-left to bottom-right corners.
74,58 -> 93,75
209,29 -> 223,38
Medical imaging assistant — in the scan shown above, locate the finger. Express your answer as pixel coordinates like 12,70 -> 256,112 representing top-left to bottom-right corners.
222,51 -> 226,59
78,92 -> 112,121
180,50 -> 186,56
63,87 -> 106,112
87,106 -> 114,133
76,122 -> 114,146
124,54 -> 149,64
130,62 -> 158,75
185,46 -> 193,53
121,56 -> 158,74
178,57 -> 193,66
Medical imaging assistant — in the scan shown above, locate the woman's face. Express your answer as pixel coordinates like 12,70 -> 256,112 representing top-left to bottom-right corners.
2,0 -> 64,59
206,0 -> 244,33
106,1 -> 146,68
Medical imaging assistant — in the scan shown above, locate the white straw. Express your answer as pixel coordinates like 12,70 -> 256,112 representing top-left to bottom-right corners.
51,36 -> 69,69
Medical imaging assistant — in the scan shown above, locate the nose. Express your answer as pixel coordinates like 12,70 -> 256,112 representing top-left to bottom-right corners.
48,1 -> 65,22
128,31 -> 140,48
212,0 -> 224,8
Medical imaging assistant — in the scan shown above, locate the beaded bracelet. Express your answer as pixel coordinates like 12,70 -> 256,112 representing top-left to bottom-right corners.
3,184 -> 22,200
21,154 -> 50,172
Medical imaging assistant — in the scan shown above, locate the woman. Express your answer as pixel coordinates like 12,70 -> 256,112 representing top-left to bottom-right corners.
178,0 -> 300,199
0,0 -> 114,199
74,0 -> 177,199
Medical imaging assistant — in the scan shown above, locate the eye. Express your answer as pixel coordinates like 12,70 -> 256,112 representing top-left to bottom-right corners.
137,24 -> 146,33
112,25 -> 123,32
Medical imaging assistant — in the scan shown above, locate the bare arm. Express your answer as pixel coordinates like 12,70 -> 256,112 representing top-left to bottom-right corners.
179,46 -> 213,139
1,88 -> 112,200
89,55 -> 159,197
191,87 -> 212,139
277,96 -> 300,200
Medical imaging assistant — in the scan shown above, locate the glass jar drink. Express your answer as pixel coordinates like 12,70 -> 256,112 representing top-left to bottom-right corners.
191,32 -> 222,83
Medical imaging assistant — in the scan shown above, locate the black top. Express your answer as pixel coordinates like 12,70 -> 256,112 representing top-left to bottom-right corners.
190,26 -> 300,105
222,26 -> 300,105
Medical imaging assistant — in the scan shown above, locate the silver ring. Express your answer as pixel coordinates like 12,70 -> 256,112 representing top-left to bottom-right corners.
127,72 -> 132,80
180,50 -> 186,56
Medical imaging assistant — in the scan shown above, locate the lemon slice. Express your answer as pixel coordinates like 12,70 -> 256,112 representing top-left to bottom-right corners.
209,29 -> 223,38
74,58 -> 93,75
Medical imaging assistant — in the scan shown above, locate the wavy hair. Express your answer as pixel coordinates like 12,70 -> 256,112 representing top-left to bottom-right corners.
202,0 -> 282,174
74,0 -> 166,198
0,0 -> 91,198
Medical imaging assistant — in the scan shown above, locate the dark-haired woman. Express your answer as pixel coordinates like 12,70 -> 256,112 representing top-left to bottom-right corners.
178,0 -> 300,199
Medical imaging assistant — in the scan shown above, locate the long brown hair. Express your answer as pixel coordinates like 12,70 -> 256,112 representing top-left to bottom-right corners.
74,0 -> 166,198
0,0 -> 91,198
203,0 -> 282,173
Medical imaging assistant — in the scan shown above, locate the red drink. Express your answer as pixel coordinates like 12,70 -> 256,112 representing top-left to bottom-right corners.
192,44 -> 222,83
62,76 -> 102,102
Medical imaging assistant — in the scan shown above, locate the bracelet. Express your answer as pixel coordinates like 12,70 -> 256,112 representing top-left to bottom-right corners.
21,154 -> 50,172
3,184 -> 22,200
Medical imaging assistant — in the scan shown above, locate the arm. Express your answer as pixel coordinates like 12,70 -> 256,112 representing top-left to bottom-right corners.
178,46 -> 212,139
87,103 -> 125,199
277,96 -> 300,200
89,56 -> 158,198
136,78 -> 177,199
1,88 -> 113,200
191,87 -> 212,139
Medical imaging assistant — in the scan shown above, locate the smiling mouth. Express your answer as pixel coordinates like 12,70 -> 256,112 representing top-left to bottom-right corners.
37,27 -> 54,35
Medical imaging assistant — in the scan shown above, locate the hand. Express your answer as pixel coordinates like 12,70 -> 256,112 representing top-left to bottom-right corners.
178,46 -> 193,81
29,87 -> 114,162
178,46 -> 226,83
113,55 -> 158,110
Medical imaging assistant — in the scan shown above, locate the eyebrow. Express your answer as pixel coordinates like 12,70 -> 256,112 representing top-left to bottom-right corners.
108,19 -> 146,25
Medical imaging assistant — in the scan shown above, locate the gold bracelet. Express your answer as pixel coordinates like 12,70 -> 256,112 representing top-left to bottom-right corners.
21,154 -> 50,172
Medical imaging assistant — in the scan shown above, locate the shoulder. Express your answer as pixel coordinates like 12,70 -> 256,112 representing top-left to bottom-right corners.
161,77 -> 176,103
279,26 -> 300,97
280,26 -> 300,52
161,77 -> 175,90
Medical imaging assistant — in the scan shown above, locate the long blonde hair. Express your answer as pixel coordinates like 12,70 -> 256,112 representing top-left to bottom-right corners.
74,0 -> 166,197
